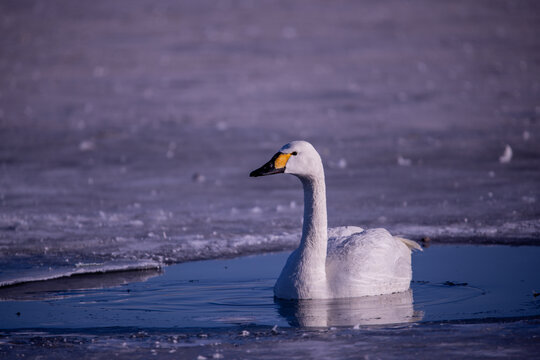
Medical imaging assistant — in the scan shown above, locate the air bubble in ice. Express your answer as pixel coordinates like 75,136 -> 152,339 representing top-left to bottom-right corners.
192,173 -> 206,183
93,66 -> 106,78
499,145 -> 512,164
522,196 -> 536,204
397,155 -> 412,166
216,121 -> 228,131
79,140 -> 95,151
130,220 -> 144,227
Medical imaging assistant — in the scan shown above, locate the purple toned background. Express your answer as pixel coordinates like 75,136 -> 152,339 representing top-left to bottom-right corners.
1,0 -> 539,271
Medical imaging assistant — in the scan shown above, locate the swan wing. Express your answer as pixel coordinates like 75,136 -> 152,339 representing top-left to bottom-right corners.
327,226 -> 364,242
326,228 -> 412,297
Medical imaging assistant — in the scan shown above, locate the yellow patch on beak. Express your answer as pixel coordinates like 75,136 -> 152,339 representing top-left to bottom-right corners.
274,153 -> 292,169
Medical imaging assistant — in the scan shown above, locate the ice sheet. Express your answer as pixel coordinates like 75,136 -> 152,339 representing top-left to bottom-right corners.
1,0 -> 539,289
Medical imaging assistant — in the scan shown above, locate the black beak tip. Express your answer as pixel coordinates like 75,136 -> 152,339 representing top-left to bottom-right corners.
250,153 -> 285,178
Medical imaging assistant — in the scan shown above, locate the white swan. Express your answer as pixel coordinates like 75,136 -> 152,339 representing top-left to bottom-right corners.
250,141 -> 421,300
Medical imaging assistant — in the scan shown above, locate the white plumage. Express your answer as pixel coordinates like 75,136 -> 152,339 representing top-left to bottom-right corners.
250,141 -> 421,300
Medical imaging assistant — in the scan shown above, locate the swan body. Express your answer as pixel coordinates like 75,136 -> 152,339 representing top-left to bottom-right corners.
250,141 -> 421,300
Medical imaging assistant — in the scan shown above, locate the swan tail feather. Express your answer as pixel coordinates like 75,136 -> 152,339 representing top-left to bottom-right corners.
395,236 -> 423,252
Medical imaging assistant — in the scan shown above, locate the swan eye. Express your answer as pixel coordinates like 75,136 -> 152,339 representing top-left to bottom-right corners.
291,151 -> 298,156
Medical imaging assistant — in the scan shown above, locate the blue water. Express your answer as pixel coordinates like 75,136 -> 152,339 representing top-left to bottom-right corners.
1,245 -> 539,330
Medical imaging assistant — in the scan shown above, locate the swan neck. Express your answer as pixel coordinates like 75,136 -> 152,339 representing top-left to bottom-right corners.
300,175 -> 327,254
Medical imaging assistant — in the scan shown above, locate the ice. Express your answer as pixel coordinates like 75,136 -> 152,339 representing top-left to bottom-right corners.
78,140 -> 95,152
0,259 -> 161,287
0,3 -> 539,356
397,155 -> 412,166
522,196 -> 536,204
192,173 -> 206,183
329,158 -> 348,169
281,26 -> 298,39
499,145 -> 513,164
250,206 -> 263,214
92,66 -> 106,78
2,321 -> 539,359
216,122 -> 228,131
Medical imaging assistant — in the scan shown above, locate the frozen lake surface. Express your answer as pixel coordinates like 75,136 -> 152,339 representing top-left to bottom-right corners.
1,0 -> 540,358
1,1 -> 539,284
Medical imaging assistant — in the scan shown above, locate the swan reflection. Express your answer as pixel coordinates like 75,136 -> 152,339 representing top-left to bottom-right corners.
276,289 -> 423,327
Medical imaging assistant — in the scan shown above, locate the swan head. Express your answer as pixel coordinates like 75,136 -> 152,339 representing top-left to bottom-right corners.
250,140 -> 324,179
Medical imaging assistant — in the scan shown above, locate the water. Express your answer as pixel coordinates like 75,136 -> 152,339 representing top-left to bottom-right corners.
1,245 -> 540,358
1,245 -> 539,330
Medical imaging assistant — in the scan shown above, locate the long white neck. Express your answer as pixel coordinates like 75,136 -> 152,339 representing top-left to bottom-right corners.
298,173 -> 328,265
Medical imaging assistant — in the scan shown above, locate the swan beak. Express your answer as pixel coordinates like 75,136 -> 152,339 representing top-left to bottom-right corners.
250,152 -> 291,177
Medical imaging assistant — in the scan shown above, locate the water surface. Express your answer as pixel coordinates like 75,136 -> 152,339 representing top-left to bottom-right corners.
1,245 -> 539,330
